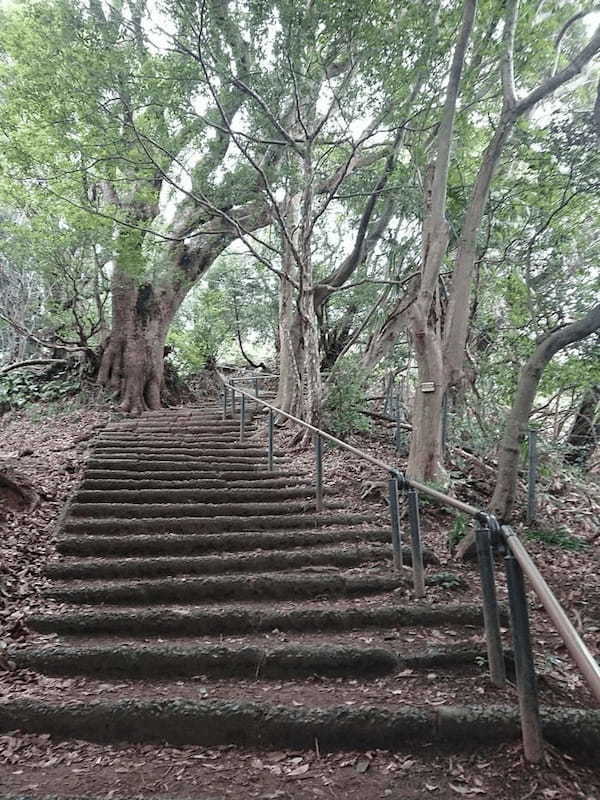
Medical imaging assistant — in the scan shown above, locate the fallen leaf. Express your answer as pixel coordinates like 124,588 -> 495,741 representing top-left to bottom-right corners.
449,784 -> 486,796
355,758 -> 370,774
287,763 -> 310,776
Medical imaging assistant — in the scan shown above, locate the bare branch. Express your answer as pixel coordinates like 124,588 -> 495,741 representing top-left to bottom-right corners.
517,22 -> 600,115
0,358 -> 69,375
0,309 -> 89,353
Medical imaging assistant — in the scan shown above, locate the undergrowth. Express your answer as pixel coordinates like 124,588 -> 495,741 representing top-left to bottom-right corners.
0,369 -> 81,412
525,526 -> 588,551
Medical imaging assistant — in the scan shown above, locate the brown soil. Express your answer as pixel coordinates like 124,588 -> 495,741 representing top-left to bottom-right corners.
1,734 -> 599,799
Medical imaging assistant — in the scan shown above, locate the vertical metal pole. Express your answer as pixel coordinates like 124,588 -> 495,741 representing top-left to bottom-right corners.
527,428 -> 538,524
504,552 -> 544,763
315,434 -> 323,512
388,475 -> 403,571
223,386 -> 228,420
254,377 -> 259,400
395,394 -> 402,452
407,489 -> 425,598
475,526 -> 506,688
267,408 -> 274,472
240,393 -> 246,442
231,386 -> 236,416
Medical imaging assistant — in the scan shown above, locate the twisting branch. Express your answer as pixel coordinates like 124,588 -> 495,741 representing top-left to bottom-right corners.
121,109 -> 292,285
0,309 -> 88,353
189,0 -> 304,272
553,8 -> 600,75
1,359 -> 69,375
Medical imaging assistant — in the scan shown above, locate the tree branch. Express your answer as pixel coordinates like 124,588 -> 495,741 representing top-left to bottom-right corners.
0,358 -> 69,375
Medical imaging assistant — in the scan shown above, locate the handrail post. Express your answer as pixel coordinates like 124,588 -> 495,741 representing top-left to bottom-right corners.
475,524 -> 506,688
239,393 -> 246,442
254,376 -> 259,400
315,433 -> 323,512
388,474 -> 403,571
267,408 -> 274,471
222,385 -> 228,420
504,551 -> 544,763
406,488 -> 425,598
231,386 -> 236,416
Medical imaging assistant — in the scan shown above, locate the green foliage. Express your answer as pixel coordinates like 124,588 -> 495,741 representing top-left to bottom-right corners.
0,369 -> 81,410
167,288 -> 235,374
448,514 -> 469,550
325,357 -> 370,437
526,526 -> 588,552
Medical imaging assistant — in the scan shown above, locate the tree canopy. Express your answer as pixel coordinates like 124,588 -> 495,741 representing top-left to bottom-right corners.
1,0 -> 599,515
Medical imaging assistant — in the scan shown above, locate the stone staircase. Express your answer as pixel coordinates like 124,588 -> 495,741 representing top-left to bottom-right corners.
2,404 -> 597,758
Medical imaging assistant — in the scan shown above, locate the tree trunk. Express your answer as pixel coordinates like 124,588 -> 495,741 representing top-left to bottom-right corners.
491,304 -> 600,521
97,267 -> 179,415
564,383 -> 600,466
0,467 -> 39,521
407,321 -> 445,481
274,160 -> 323,435
275,260 -> 303,417
364,0 -> 475,481
442,118 -> 514,390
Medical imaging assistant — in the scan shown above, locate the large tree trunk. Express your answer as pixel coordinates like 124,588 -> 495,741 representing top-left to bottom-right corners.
491,305 -> 600,521
564,383 -> 600,467
275,259 -> 303,416
97,201 -> 270,416
403,0 -> 476,481
97,267 -> 180,415
274,164 -> 323,435
275,276 -> 322,431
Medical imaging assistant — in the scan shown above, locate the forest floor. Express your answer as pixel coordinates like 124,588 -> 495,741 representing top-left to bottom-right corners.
0,397 -> 599,799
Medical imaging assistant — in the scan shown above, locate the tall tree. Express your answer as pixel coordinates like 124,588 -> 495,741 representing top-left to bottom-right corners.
361,0 -> 600,480
491,304 -> 600,521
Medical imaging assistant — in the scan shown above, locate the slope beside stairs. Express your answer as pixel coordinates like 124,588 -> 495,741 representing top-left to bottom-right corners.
3,404 -> 598,758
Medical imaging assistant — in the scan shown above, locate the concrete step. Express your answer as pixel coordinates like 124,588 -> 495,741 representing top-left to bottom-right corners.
85,458 -> 287,472
56,525 -> 392,556
80,477 -> 311,491
61,511 -> 374,536
73,486 -> 325,505
67,499 -> 344,520
13,641 -> 489,679
90,447 -> 279,459
94,439 -> 281,452
44,544 -> 398,580
84,469 -> 301,482
45,571 -> 402,605
103,424 -> 258,434
29,601 -> 489,637
0,698 -> 595,755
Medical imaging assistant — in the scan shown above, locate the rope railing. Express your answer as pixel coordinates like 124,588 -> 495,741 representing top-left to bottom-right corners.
219,375 -> 600,763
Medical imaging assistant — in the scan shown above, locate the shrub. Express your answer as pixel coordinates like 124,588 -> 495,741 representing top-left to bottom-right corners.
325,358 -> 370,437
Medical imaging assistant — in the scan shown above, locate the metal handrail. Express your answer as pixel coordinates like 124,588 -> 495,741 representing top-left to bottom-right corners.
225,379 -> 485,519
220,377 -> 600,712
503,527 -> 600,700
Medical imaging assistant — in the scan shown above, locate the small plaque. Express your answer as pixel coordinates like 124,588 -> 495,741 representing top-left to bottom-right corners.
421,382 -> 436,393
